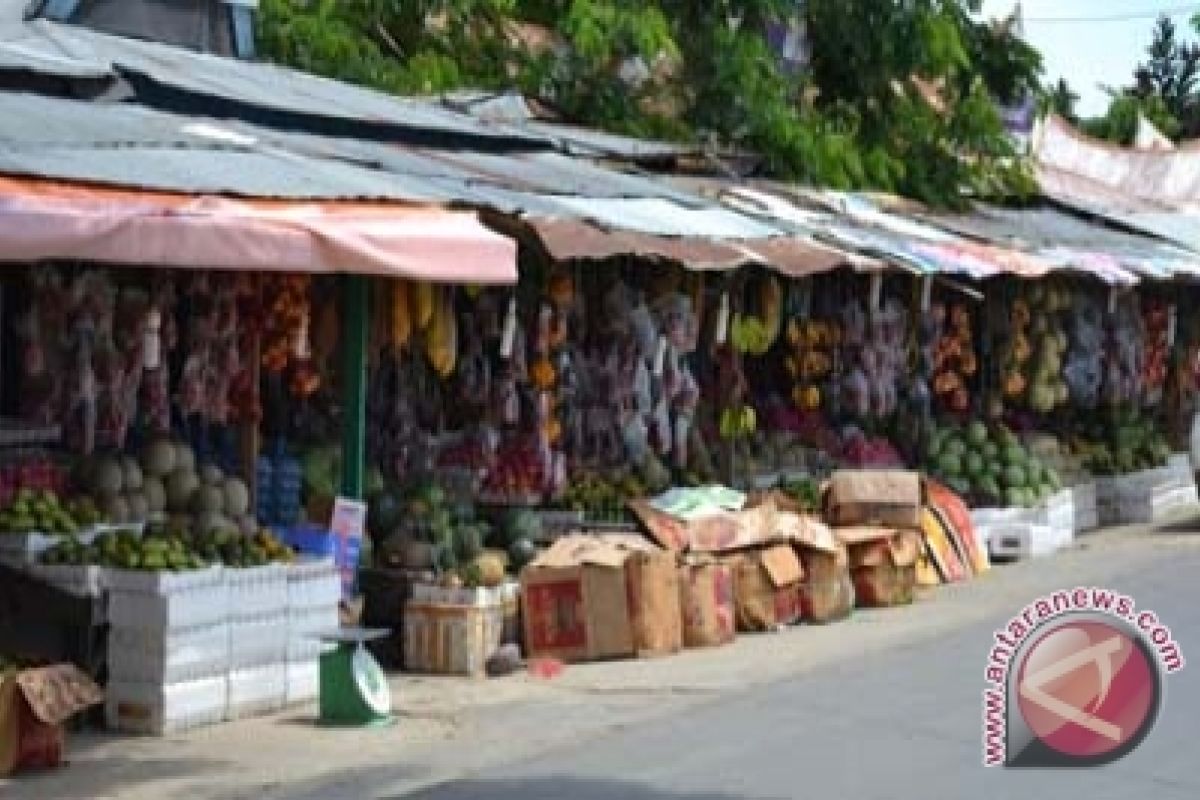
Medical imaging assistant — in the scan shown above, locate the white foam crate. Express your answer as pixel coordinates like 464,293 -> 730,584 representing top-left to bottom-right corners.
108,571 -> 229,630
285,660 -> 319,705
230,613 -> 289,668
986,523 -> 1073,561
1168,453 -> 1192,474
106,676 -> 228,735
227,565 -> 288,620
971,506 -> 1032,528
410,580 -> 520,607
0,532 -> 63,566
108,622 -> 229,683
227,663 -> 287,720
1070,483 -> 1099,534
29,564 -> 106,596
287,606 -> 339,662
286,558 -> 341,610
1119,484 -> 1199,524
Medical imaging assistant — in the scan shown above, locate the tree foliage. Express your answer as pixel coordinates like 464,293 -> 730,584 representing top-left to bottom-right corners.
1039,78 -> 1079,123
257,0 -> 1043,207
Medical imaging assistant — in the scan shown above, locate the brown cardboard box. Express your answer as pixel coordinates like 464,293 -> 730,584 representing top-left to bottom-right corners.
402,602 -> 505,677
825,470 -> 922,529
629,497 -> 779,553
727,545 -> 804,632
1,664 -> 102,776
792,516 -> 854,623
520,534 -> 681,663
836,527 -> 921,608
678,559 -> 736,648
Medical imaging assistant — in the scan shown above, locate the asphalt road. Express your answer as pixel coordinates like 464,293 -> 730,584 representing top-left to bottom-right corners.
401,547 -> 1200,800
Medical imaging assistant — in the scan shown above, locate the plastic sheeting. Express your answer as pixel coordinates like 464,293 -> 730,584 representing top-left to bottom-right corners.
0,174 -> 517,283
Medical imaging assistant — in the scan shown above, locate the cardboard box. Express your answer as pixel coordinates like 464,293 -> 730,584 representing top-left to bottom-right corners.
520,534 -> 681,663
726,544 -> 803,632
793,516 -> 853,623
678,559 -> 736,648
1,664 -> 102,776
836,527 -> 921,608
402,602 -> 504,677
629,497 -> 779,553
825,470 -> 922,529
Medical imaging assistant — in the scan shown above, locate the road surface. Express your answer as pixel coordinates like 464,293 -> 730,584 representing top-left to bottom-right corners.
402,545 -> 1199,800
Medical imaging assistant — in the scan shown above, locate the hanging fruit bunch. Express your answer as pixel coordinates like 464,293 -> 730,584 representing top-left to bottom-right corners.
785,317 -> 840,413
1140,299 -> 1170,404
1062,289 -> 1104,409
730,274 -> 782,357
839,297 -> 907,419
1024,284 -> 1071,414
261,274 -> 320,398
1000,294 -> 1032,404
930,303 -> 977,415
1103,293 -> 1144,407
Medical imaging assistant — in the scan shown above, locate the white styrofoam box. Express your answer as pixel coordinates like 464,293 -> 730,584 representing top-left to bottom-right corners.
287,606 -> 339,662
1119,484 -> 1199,524
1071,483 -> 1098,534
227,663 -> 287,720
286,558 -> 341,610
108,571 -> 229,630
1168,453 -> 1192,475
226,564 -> 288,620
108,622 -> 229,684
104,565 -> 224,595
285,660 -> 319,706
0,532 -> 62,566
106,676 -> 228,735
230,613 -> 289,668
986,523 -> 1072,561
29,563 -> 106,597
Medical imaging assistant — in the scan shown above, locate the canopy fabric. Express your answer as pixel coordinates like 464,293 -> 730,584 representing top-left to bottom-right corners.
528,217 -> 869,276
0,174 -> 517,283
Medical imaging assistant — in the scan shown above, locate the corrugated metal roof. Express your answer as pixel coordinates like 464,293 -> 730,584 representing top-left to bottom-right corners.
0,19 -> 550,149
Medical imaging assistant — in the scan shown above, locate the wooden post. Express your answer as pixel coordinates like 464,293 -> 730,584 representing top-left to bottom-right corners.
341,276 -> 369,499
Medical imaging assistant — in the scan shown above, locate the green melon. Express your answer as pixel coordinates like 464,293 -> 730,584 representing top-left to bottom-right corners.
965,452 -> 985,478
967,421 -> 988,447
1003,464 -> 1027,489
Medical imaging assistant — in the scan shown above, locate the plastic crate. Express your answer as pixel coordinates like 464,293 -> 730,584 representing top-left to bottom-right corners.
230,613 -> 289,668
226,564 -> 288,620
106,676 -> 228,735
281,525 -> 337,558
227,663 -> 287,720
108,622 -> 230,684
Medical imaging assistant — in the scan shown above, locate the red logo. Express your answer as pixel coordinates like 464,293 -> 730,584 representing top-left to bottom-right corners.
1014,618 -> 1159,763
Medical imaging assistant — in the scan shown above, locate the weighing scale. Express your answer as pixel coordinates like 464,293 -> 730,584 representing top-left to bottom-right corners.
316,628 -> 394,727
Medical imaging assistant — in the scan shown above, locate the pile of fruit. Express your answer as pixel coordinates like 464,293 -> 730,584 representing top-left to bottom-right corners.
376,483 -> 493,574
39,525 -> 293,570
924,421 -> 1062,507
1141,301 -> 1170,404
778,477 -> 821,513
0,490 -> 102,536
784,318 -> 839,412
1070,409 -> 1172,475
557,471 -> 645,522
929,303 -> 977,414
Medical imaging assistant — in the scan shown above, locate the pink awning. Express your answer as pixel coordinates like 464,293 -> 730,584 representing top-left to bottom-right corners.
0,175 -> 517,284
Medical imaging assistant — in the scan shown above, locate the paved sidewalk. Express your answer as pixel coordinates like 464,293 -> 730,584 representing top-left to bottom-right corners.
4,523 -> 1198,800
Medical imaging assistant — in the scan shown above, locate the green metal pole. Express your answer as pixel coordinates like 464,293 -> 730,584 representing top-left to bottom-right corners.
341,275 -> 368,499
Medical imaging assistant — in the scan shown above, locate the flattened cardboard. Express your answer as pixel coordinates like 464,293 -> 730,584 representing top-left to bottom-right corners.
728,545 -> 803,632
799,573 -> 855,624
630,497 -> 779,554
826,470 -> 922,528
520,534 -> 679,663
678,560 -> 736,648
836,527 -> 919,608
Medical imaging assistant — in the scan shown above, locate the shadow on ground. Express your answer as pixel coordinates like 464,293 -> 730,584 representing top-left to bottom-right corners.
1,753 -> 227,800
396,777 -> 777,800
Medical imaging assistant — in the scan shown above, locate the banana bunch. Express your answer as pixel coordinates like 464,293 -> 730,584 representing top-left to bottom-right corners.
718,405 -> 757,440
730,315 -> 773,356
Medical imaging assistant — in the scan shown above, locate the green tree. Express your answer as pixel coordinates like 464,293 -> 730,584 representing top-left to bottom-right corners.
1039,78 -> 1079,122
1134,15 -> 1199,136
256,0 -> 1043,207
1081,91 -> 1180,145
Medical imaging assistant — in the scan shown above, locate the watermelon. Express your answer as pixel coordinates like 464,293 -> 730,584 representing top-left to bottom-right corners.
965,452 -> 985,478
1003,464 -> 1026,489
967,421 -> 988,447
937,454 -> 964,480
944,437 -> 968,458
1004,487 -> 1024,507
983,441 -> 1000,460
502,509 -> 542,548
979,476 -> 1002,500
1003,444 -> 1026,467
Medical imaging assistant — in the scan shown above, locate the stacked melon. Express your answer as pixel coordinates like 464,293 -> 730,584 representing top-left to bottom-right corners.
80,454 -> 151,525
926,421 -> 1061,508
